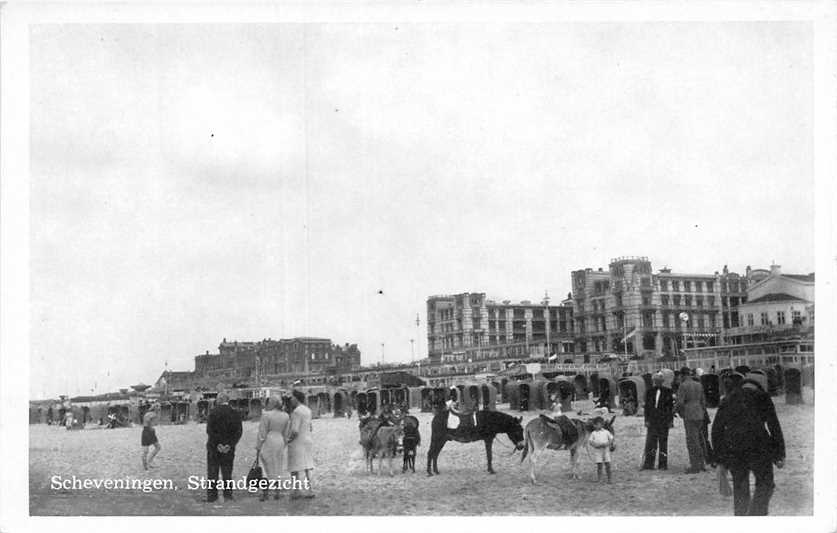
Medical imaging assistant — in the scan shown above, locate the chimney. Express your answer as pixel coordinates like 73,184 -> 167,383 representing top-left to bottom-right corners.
770,264 -> 781,276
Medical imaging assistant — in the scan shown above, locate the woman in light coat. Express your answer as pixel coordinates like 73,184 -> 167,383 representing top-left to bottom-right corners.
255,395 -> 290,501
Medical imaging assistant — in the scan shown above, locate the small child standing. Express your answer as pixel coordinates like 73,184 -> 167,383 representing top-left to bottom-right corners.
589,416 -> 615,483
141,411 -> 161,470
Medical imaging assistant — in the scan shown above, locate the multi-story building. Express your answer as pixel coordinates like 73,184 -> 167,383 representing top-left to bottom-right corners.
426,292 -> 575,364
193,337 -> 361,380
725,264 -> 815,345
571,257 -> 763,359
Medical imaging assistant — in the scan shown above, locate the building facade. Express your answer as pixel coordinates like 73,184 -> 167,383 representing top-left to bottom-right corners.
426,292 -> 575,364
193,337 -> 361,381
724,264 -> 815,345
571,257 -> 763,359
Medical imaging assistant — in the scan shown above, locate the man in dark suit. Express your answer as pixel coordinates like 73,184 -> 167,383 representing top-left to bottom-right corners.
205,392 -> 243,503
712,377 -> 785,515
675,368 -> 708,473
641,372 -> 674,470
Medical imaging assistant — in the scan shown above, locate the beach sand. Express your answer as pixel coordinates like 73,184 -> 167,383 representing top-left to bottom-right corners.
29,396 -> 813,516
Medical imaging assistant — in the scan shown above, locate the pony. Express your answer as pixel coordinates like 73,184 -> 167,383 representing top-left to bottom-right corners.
426,406 -> 524,476
521,414 -> 616,484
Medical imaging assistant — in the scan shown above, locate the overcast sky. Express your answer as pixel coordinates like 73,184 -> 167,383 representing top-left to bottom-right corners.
30,22 -> 813,398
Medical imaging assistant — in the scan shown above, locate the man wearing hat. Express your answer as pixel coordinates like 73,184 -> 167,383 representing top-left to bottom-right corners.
641,372 -> 674,470
675,368 -> 708,473
712,377 -> 785,515
205,392 -> 243,503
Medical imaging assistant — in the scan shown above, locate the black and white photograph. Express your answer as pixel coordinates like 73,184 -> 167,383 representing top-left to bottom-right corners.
1,1 -> 836,530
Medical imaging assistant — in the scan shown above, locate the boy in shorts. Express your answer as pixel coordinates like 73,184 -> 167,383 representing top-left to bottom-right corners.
589,416 -> 615,483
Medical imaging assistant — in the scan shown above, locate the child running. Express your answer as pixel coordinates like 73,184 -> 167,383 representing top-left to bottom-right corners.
141,411 -> 161,470
589,415 -> 615,483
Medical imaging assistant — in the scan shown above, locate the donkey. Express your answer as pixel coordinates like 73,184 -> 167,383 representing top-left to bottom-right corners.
427,407 -> 524,476
369,423 -> 404,476
521,414 -> 616,484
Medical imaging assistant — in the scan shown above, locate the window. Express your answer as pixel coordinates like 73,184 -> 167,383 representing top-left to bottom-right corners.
661,295 -> 669,306
642,296 -> 651,306
747,314 -> 754,326
659,279 -> 668,291
615,294 -> 622,307
792,310 -> 802,323
684,281 -> 691,292
694,281 -> 703,292
673,295 -> 681,306
760,312 -> 769,326
685,295 -> 692,307
672,280 -> 680,291
662,313 -> 670,328
708,296 -> 715,307
707,281 -> 714,292
697,316 -> 705,329
643,312 -> 653,328
777,311 -> 786,325
696,296 -> 703,308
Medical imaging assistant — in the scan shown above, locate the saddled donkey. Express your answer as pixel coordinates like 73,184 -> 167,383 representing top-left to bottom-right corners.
359,416 -> 386,473
370,423 -> 405,476
427,406 -> 524,476
521,414 -> 616,484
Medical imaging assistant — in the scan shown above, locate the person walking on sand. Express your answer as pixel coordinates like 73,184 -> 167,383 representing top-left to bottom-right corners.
255,394 -> 290,501
675,368 -> 708,474
287,390 -> 315,499
712,377 -> 785,515
205,392 -> 243,503
141,411 -> 161,470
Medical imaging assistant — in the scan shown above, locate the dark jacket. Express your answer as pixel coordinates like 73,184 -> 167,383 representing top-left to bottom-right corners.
206,404 -> 243,450
644,386 -> 674,428
711,382 -> 785,467
675,377 -> 706,421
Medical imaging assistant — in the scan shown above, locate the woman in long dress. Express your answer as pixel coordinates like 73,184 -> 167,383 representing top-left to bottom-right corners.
287,390 -> 314,499
255,395 -> 290,501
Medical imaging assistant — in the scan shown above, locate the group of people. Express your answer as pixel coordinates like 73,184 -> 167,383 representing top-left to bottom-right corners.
138,389 -> 316,502
640,367 -> 785,515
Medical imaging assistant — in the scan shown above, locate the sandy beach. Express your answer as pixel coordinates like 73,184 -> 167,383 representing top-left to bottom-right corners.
29,396 -> 813,516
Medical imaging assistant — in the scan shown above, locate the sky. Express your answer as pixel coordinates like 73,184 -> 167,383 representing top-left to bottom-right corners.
29,22 -> 814,398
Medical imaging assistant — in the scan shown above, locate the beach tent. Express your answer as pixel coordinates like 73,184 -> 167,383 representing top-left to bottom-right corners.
589,372 -> 601,397
507,381 -> 537,411
764,367 -> 781,397
408,387 -> 423,411
784,368 -> 802,404
306,393 -> 321,418
597,376 -> 618,410
573,374 -> 588,400
618,376 -> 645,416
479,383 -> 497,411
801,365 -> 814,390
333,389 -> 352,417
462,383 -> 483,412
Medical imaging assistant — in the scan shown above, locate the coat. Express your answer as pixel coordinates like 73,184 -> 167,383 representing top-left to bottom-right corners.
644,386 -> 674,429
287,403 -> 314,472
674,377 -> 706,421
256,409 -> 290,478
206,404 -> 243,451
711,383 -> 785,468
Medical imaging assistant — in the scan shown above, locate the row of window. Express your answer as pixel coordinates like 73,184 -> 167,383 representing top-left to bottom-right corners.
745,310 -> 802,327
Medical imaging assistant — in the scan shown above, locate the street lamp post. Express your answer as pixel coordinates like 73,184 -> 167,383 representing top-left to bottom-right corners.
380,343 -> 385,366
410,339 -> 415,363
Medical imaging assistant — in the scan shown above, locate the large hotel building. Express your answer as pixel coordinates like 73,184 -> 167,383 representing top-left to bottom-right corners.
571,256 -> 763,358
426,292 -> 576,363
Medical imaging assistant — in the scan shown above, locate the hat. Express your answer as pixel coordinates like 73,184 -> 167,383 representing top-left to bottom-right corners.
142,411 -> 156,424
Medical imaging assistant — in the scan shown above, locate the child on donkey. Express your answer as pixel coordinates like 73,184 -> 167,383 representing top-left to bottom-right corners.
141,411 -> 161,470
589,416 -> 615,483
